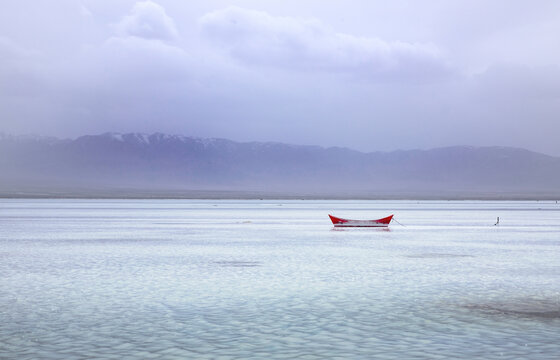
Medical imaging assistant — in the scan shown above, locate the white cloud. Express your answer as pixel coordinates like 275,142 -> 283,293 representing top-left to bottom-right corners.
199,7 -> 450,81
116,1 -> 179,41
94,1 -> 189,85
80,5 -> 93,18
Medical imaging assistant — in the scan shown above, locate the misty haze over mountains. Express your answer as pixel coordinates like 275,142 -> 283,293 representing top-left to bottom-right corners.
1,132 -> 559,199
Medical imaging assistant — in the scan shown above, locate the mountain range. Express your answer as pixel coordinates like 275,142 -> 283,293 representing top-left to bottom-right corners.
1,132 -> 559,198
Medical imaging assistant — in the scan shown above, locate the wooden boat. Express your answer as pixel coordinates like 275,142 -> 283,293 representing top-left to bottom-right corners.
328,214 -> 393,227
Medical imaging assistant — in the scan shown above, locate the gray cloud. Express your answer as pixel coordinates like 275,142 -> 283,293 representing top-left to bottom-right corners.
1,1 -> 560,156
0,37 -> 45,96
462,64 -> 560,151
472,64 -> 560,100
199,7 -> 450,81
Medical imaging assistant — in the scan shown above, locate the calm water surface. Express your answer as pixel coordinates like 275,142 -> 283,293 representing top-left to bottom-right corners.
1,199 -> 559,359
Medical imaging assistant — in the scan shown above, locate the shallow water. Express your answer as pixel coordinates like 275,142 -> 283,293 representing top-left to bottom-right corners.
1,199 -> 559,359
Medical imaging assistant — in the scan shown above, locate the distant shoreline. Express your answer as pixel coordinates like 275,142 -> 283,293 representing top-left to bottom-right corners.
1,189 -> 559,201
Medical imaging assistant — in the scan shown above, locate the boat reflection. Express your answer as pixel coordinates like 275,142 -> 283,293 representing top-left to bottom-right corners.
330,227 -> 391,232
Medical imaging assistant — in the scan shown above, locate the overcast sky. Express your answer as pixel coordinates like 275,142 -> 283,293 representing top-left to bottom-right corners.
1,1 -> 560,155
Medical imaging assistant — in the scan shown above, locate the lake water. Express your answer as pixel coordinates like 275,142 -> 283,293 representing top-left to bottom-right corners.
1,199 -> 559,359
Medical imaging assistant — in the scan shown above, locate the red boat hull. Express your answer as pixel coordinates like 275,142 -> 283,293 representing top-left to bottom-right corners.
329,214 -> 393,227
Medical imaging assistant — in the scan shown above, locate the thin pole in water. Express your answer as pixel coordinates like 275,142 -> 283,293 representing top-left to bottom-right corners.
494,217 -> 500,226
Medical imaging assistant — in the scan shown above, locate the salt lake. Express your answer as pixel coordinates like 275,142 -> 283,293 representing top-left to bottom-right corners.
1,199 -> 559,359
